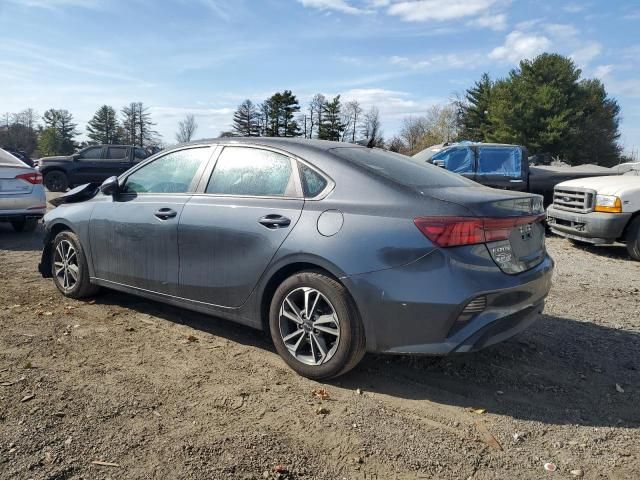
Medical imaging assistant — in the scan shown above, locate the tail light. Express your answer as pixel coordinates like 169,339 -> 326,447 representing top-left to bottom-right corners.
15,172 -> 43,185
414,214 -> 545,247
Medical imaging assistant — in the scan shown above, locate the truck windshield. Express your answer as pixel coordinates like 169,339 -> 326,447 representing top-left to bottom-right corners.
477,147 -> 522,177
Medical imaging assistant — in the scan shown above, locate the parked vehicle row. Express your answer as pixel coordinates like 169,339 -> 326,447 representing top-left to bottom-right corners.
38,138 -> 553,379
0,148 -> 46,232
547,171 -> 640,260
37,144 -> 150,192
412,141 -> 618,205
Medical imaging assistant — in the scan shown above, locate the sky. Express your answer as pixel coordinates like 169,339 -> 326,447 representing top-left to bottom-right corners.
0,0 -> 639,154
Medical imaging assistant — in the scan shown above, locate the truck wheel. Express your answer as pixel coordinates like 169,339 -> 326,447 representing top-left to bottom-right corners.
625,217 -> 640,261
10,217 -> 38,233
44,171 -> 69,192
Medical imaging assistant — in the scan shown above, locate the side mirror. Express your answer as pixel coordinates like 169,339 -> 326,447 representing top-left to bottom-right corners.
100,176 -> 119,196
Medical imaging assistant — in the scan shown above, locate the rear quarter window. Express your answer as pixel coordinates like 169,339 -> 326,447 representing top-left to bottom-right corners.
330,147 -> 474,188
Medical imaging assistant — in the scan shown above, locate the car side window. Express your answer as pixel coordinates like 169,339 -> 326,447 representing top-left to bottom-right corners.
106,147 -> 127,160
299,163 -> 328,197
206,147 -> 297,197
78,147 -> 102,160
134,148 -> 148,162
122,147 -> 210,194
431,147 -> 474,173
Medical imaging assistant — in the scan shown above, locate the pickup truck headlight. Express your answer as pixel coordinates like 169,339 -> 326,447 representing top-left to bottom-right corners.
594,194 -> 622,213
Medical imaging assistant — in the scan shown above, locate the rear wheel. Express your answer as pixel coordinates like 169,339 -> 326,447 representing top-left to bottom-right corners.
51,231 -> 100,298
625,217 -> 640,261
44,170 -> 69,192
10,217 -> 38,233
269,271 -> 366,380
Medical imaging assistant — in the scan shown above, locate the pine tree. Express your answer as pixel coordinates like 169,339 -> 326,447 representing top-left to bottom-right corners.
263,91 -> 301,137
40,108 -> 77,154
318,95 -> 345,141
232,100 -> 261,136
121,102 -> 159,147
459,73 -> 493,141
87,105 -> 121,144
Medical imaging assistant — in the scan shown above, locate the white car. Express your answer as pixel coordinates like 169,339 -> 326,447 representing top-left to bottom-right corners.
546,169 -> 640,260
0,148 -> 47,232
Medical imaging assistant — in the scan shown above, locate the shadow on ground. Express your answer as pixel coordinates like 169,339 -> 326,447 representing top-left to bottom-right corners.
92,288 -> 640,429
0,223 -> 44,252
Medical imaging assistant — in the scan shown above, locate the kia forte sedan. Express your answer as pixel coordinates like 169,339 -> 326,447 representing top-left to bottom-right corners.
39,138 -> 553,379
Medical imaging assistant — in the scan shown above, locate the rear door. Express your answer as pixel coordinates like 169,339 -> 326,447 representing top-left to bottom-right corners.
103,146 -> 133,177
89,146 -> 213,294
475,146 -> 526,190
178,145 -> 304,307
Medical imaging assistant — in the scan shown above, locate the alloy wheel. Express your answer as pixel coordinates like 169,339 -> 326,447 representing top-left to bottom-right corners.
53,240 -> 79,291
278,287 -> 341,366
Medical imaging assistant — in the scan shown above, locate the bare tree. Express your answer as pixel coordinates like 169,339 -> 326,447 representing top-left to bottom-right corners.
399,116 -> 428,154
360,106 -> 384,147
308,93 -> 326,139
176,114 -> 198,143
341,100 -> 363,142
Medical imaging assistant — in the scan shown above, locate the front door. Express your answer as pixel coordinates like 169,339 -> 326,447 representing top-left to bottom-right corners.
178,146 -> 304,307
72,146 -> 104,184
89,146 -> 213,294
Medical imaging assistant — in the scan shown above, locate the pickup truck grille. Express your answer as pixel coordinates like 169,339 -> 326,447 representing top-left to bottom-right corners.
553,186 -> 595,212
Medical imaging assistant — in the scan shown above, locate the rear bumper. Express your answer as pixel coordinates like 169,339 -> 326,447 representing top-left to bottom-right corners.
546,206 -> 631,244
345,245 -> 554,354
0,209 -> 46,221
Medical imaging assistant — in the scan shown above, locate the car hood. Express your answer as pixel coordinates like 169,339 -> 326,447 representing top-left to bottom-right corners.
556,175 -> 640,196
49,183 -> 100,207
39,155 -> 72,162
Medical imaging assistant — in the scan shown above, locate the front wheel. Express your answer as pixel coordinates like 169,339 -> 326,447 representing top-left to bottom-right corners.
625,217 -> 640,261
51,231 -> 100,298
269,271 -> 366,380
44,171 -> 69,192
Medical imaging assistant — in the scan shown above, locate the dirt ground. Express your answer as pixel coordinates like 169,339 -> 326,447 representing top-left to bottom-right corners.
0,209 -> 639,479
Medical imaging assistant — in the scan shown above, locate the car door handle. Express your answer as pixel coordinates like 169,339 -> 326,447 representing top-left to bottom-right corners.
259,214 -> 291,229
154,208 -> 177,220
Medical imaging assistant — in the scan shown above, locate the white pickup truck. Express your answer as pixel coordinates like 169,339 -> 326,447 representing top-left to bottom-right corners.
546,168 -> 640,260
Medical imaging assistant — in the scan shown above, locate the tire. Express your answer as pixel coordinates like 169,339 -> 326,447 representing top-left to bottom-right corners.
10,217 -> 38,233
625,216 -> 640,261
44,170 -> 69,192
269,271 -> 366,380
51,231 -> 100,299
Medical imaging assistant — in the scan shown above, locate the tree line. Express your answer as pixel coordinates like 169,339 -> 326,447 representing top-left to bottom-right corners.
1,53 -> 625,165
0,102 -> 161,157
228,91 -> 384,147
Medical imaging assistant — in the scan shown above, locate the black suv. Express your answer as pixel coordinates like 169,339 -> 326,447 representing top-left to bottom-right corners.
38,145 -> 150,192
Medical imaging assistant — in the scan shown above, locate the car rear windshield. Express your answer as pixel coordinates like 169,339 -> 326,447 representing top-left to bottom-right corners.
0,148 -> 27,167
330,147 -> 473,188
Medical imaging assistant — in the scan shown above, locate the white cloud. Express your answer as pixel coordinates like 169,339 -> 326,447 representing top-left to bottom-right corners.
570,42 -> 602,68
563,3 -> 584,13
593,64 -> 614,79
340,88 -> 442,120
297,0 -> 368,14
545,23 -> 579,37
387,0 -> 503,22
390,52 -> 485,70
468,13 -> 508,31
489,30 -> 551,63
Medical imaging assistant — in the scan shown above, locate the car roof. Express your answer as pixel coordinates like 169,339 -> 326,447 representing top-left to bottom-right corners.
172,137 -> 373,163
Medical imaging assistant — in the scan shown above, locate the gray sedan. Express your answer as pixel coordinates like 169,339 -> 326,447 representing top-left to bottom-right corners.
0,148 -> 46,232
39,138 -> 553,379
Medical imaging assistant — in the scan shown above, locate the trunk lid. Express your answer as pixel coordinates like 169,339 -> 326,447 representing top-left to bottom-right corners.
424,185 -> 546,274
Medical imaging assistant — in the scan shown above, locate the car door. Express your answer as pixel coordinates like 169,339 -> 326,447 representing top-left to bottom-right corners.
89,146 -> 213,295
178,145 -> 304,307
103,146 -> 133,178
72,146 -> 104,184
